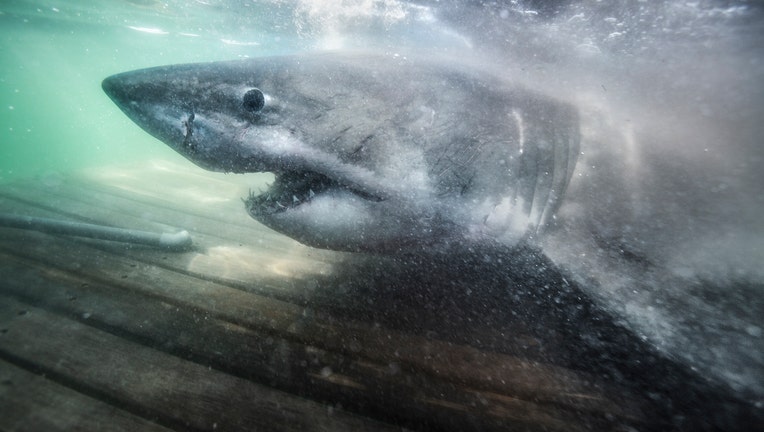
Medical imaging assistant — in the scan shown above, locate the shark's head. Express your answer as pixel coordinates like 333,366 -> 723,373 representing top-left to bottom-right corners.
103,54 -> 579,252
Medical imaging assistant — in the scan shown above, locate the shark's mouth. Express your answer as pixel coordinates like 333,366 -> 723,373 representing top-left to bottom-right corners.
244,170 -> 382,216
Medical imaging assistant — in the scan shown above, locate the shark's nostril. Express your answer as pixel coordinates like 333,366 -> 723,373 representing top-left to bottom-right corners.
182,112 -> 195,150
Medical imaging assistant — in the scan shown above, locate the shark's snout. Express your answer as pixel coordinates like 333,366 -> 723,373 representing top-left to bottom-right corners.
102,74 -> 128,106
101,75 -> 117,97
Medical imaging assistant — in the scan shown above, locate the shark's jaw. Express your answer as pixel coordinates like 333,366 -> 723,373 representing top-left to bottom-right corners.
244,170 -> 384,217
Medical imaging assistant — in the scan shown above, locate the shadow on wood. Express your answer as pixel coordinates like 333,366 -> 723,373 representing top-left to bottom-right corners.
303,244 -> 761,431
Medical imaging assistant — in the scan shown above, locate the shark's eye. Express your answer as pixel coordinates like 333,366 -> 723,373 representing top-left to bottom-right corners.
242,88 -> 265,113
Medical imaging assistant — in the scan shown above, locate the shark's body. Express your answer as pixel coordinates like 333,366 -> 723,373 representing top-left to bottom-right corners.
102,53 -> 579,253
102,53 -> 763,428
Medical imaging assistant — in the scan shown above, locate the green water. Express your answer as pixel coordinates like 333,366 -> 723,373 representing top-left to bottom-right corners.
0,0 -> 459,182
0,0 -> 301,182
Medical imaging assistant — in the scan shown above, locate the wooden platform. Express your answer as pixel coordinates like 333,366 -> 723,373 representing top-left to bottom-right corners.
0,160 -> 657,431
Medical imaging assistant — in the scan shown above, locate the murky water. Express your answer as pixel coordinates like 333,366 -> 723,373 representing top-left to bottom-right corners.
1,0 -> 763,425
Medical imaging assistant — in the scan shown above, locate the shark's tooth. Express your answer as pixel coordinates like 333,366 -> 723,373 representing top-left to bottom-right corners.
309,189 -> 316,198
293,195 -> 300,203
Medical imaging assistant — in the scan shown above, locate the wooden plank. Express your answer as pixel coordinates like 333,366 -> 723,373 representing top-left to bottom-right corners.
0,170 -> 649,373
0,164 -> 655,429
2,171 -> 549,359
0,198 -> 332,306
0,359 -> 173,432
0,173 -> 343,303
0,251 -> 624,432
2,175 -> 543,368
0,175 -> 303,257
13,174 -> 306,253
0,229 -> 647,424
0,295 -> 402,432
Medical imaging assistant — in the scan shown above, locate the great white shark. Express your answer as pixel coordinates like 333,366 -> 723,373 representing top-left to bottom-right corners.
102,53 -> 762,428
101,53 -> 579,253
